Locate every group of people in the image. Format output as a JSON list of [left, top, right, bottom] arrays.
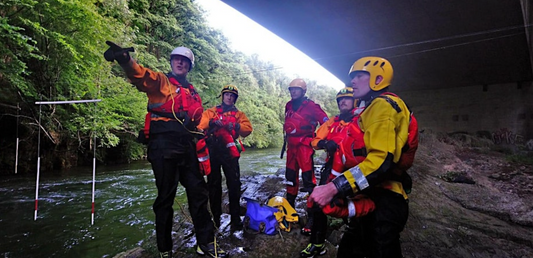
[[104, 41, 415, 258]]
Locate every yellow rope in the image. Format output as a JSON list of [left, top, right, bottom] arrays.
[[169, 83, 204, 137], [174, 198, 193, 224]]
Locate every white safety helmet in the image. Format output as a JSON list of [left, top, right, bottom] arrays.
[[170, 46, 195, 71]]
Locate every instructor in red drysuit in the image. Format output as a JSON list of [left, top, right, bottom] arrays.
[[283, 78, 328, 235]]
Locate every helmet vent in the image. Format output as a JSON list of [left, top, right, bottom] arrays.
[[373, 60, 379, 66], [364, 60, 371, 66]]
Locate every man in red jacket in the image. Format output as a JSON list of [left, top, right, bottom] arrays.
[[283, 78, 329, 235]]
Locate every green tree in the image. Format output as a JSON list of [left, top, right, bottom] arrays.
[[0, 0, 338, 174]]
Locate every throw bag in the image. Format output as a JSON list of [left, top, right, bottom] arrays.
[[243, 198, 279, 235]]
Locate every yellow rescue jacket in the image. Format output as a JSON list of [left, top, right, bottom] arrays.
[[334, 94, 411, 199]]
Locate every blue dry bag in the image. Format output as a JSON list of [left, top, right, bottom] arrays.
[[243, 197, 279, 235]]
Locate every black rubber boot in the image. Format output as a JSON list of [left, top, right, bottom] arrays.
[[301, 211, 314, 236]]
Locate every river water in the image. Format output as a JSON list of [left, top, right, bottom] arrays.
[[0, 148, 285, 258]]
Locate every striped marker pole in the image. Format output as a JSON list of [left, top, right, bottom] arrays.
[[1, 102, 22, 174], [34, 102, 42, 220], [34, 99, 101, 222], [15, 103, 20, 174], [91, 101, 98, 225], [34, 157, 40, 220], [91, 156, 96, 225]]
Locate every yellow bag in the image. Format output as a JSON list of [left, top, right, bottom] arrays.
[[267, 196, 299, 232]]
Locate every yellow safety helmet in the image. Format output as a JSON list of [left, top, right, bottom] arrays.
[[348, 56, 393, 91], [336, 87, 354, 102], [221, 84, 239, 103], [221, 84, 239, 96], [288, 78, 307, 92], [267, 196, 299, 232]]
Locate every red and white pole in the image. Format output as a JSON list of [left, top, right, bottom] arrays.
[[91, 156, 96, 225], [15, 103, 20, 174], [34, 157, 40, 220], [34, 99, 101, 222], [91, 101, 98, 225], [34, 102, 42, 220]]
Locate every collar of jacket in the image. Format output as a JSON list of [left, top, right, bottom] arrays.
[[218, 103, 238, 113], [290, 96, 308, 111], [167, 72, 190, 88], [339, 109, 356, 122]]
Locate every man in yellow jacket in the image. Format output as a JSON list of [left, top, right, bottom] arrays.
[[198, 85, 253, 231], [309, 56, 412, 258]]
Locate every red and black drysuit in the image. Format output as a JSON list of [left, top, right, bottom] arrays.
[[122, 60, 214, 253], [283, 97, 328, 206], [198, 104, 253, 228]]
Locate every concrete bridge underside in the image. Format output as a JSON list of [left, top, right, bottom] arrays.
[[222, 0, 533, 140]]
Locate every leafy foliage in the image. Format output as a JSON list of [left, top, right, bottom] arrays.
[[0, 0, 338, 172]]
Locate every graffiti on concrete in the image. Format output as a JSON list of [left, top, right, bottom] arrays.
[[491, 128, 523, 145]]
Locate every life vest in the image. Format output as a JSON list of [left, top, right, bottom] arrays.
[[216, 106, 238, 138], [326, 93, 418, 194], [212, 106, 240, 158], [325, 110, 367, 182], [138, 77, 210, 175], [141, 77, 204, 139], [284, 100, 317, 137]]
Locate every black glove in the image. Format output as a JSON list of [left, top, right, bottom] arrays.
[[325, 140, 339, 153], [317, 140, 327, 149], [103, 41, 134, 65], [209, 119, 223, 128], [227, 122, 240, 132]]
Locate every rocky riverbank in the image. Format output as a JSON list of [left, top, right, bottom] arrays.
[[115, 132, 533, 258]]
